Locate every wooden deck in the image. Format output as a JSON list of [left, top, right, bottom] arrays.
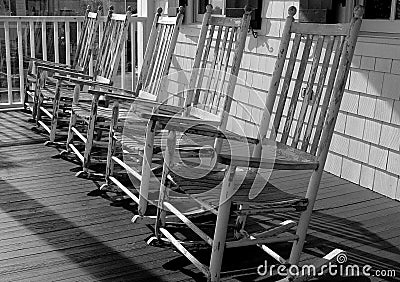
[[0, 111, 399, 282]]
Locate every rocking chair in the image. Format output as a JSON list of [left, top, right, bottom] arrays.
[[25, 5, 101, 139], [143, 5, 364, 282], [95, 4, 252, 221]]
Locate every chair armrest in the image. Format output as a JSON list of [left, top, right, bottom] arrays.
[[25, 56, 71, 69], [53, 74, 111, 87], [37, 66, 88, 78], [88, 88, 137, 99], [140, 112, 220, 127]]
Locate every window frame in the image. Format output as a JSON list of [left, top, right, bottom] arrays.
[[194, 0, 263, 31], [356, 0, 400, 36]]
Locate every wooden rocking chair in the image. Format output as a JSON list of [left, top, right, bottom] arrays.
[[24, 6, 101, 134], [95, 5, 252, 220], [66, 6, 185, 179], [54, 7, 133, 165], [142, 5, 364, 282]]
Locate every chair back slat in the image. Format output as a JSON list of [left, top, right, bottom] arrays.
[[93, 7, 132, 83], [292, 35, 325, 148], [184, 5, 252, 140], [208, 26, 233, 113], [136, 8, 184, 98], [151, 24, 174, 94], [143, 23, 165, 93], [280, 34, 313, 144], [301, 35, 335, 151], [272, 33, 301, 136], [73, 6, 101, 72], [212, 26, 236, 114], [257, 6, 363, 160], [190, 25, 215, 106], [310, 35, 345, 155]]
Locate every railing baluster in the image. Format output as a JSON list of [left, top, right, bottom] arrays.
[[0, 16, 147, 110], [65, 21, 70, 65], [29, 21, 35, 72], [121, 40, 126, 90], [17, 21, 24, 104], [54, 22, 59, 63], [41, 20, 47, 61], [4, 21, 13, 105], [131, 21, 136, 90], [77, 20, 81, 43], [137, 20, 145, 76]]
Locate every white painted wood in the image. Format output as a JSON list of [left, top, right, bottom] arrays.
[[121, 40, 126, 89], [136, 19, 146, 80], [77, 20, 81, 43], [160, 228, 210, 277], [17, 21, 24, 104], [65, 22, 70, 65], [4, 21, 12, 104], [29, 21, 35, 60], [131, 21, 136, 90], [53, 22, 59, 63], [41, 20, 47, 61]]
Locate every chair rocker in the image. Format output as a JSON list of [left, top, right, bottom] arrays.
[[144, 5, 364, 282], [24, 5, 101, 139]]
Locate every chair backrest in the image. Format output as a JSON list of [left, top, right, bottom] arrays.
[[183, 5, 252, 127], [254, 5, 363, 162], [136, 7, 185, 100], [73, 5, 102, 72], [92, 6, 132, 85], [180, 5, 252, 153]]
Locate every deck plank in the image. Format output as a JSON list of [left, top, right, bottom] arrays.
[[0, 111, 399, 282]]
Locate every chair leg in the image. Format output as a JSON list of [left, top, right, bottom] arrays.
[[31, 76, 40, 121], [62, 110, 77, 156], [289, 169, 323, 266], [209, 165, 237, 282], [48, 79, 62, 143], [234, 203, 249, 239], [154, 130, 176, 239], [100, 103, 119, 191], [78, 96, 99, 177], [138, 119, 156, 216]]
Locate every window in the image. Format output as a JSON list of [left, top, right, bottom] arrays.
[[362, 0, 400, 20], [196, 0, 262, 30]]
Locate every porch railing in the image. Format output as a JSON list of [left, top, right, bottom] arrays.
[[0, 15, 147, 110]]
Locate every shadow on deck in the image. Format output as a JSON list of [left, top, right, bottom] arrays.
[[0, 111, 399, 282]]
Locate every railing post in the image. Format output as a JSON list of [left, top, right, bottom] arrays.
[[137, 0, 155, 75]]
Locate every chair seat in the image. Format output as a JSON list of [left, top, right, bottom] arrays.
[[72, 103, 130, 120], [114, 104, 201, 154], [170, 165, 307, 209], [41, 85, 93, 102]]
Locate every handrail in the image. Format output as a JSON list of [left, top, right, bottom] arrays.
[[0, 15, 147, 22], [0, 15, 147, 110]]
